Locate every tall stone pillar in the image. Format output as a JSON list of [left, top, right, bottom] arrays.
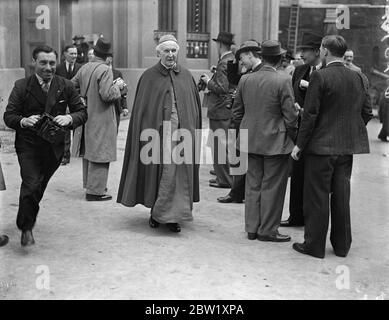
[[0, 0, 25, 129], [209, 0, 221, 67], [176, 0, 188, 68]]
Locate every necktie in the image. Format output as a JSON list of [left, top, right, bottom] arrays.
[[68, 64, 73, 78], [42, 81, 50, 94]]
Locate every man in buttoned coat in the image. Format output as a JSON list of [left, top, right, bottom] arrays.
[[200, 32, 236, 189], [72, 38, 125, 201], [3, 45, 87, 246], [234, 40, 299, 242]]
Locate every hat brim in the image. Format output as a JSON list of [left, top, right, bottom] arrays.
[[235, 46, 261, 59], [93, 47, 113, 55], [212, 38, 235, 45]]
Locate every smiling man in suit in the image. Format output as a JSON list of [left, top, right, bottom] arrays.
[[4, 45, 87, 246], [291, 35, 373, 259], [281, 33, 323, 228], [56, 45, 83, 166]]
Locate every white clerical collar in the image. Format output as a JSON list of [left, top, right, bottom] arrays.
[[160, 61, 176, 70], [220, 51, 232, 60]]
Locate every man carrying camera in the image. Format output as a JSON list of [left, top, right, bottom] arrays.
[[3, 45, 87, 247]]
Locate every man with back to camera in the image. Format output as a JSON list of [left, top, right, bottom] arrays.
[[3, 45, 87, 246], [292, 35, 373, 259]]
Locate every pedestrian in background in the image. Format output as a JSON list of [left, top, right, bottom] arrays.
[[72, 38, 125, 202]]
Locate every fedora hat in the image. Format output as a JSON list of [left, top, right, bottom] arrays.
[[261, 40, 286, 56], [298, 32, 322, 50], [72, 35, 85, 41], [235, 40, 261, 60], [213, 31, 235, 45], [93, 37, 113, 55]]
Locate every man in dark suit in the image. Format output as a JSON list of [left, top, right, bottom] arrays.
[[218, 40, 263, 204], [56, 45, 82, 165], [106, 54, 129, 131], [235, 40, 298, 242], [292, 35, 373, 259], [281, 33, 323, 227], [3, 45, 87, 246], [200, 32, 236, 189]]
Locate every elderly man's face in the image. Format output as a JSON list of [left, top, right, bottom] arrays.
[[239, 52, 253, 71], [159, 44, 178, 68]]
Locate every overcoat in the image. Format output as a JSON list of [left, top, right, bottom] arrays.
[[117, 62, 202, 208], [71, 59, 122, 162]]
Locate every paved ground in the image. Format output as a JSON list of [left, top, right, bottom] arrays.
[[0, 115, 388, 300]]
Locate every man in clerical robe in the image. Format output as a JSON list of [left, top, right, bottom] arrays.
[[117, 35, 202, 233]]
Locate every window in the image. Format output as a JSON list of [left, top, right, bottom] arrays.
[[220, 0, 231, 32]]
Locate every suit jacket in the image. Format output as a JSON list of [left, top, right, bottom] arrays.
[[234, 65, 298, 155], [206, 51, 236, 120], [3, 75, 87, 160], [112, 68, 128, 116], [297, 62, 373, 155], [292, 64, 311, 108], [56, 62, 82, 80]]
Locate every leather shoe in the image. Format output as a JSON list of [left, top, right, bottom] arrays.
[[61, 159, 70, 166], [247, 233, 257, 241], [209, 182, 230, 189], [378, 136, 388, 142], [21, 230, 35, 247], [210, 170, 216, 176], [0, 235, 9, 247], [86, 194, 113, 201], [293, 242, 324, 259], [258, 233, 291, 243], [167, 223, 181, 233], [217, 195, 243, 204], [280, 219, 304, 227], [149, 217, 160, 229], [209, 179, 217, 184]]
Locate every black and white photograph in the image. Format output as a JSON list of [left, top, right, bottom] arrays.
[[0, 0, 388, 304]]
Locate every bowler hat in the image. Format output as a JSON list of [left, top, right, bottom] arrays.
[[72, 35, 85, 41], [213, 31, 235, 45], [235, 40, 261, 60], [298, 32, 322, 50], [261, 40, 286, 56], [94, 38, 113, 55]]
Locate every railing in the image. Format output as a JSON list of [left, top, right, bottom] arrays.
[[186, 32, 210, 58]]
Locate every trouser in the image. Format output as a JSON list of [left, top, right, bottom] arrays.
[[63, 130, 71, 161], [16, 144, 61, 231], [82, 159, 110, 195], [288, 155, 305, 224], [245, 154, 290, 236], [303, 154, 353, 257], [209, 119, 233, 187], [229, 174, 245, 201]]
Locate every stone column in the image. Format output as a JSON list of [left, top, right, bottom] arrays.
[[176, 0, 188, 68], [0, 0, 25, 129], [209, 0, 220, 68]]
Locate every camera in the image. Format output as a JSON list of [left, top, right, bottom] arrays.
[[197, 76, 207, 92]]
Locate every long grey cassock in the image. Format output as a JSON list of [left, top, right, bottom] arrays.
[[152, 77, 193, 224]]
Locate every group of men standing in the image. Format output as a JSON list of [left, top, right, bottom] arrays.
[[198, 31, 372, 259], [2, 31, 373, 260]]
